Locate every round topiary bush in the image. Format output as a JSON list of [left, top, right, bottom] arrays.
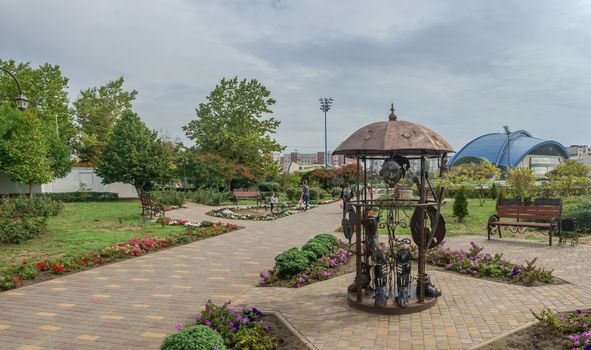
[[302, 241, 331, 259], [313, 233, 338, 248], [274, 248, 310, 277], [160, 325, 226, 350]]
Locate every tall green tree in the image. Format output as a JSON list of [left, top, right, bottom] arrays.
[[96, 110, 175, 193], [183, 77, 284, 184], [1, 111, 53, 196], [0, 59, 75, 144], [74, 77, 137, 164]]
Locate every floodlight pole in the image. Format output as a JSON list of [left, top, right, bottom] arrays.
[[319, 97, 334, 168]]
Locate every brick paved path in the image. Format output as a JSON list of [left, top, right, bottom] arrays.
[[1, 202, 590, 349]]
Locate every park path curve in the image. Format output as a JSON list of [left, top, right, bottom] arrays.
[[0, 203, 342, 350]]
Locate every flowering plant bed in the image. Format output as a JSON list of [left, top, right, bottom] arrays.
[[162, 300, 302, 350], [206, 205, 315, 221], [0, 221, 240, 290], [426, 241, 557, 286], [258, 234, 353, 288], [480, 308, 591, 350]]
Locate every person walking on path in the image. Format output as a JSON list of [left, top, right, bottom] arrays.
[[301, 180, 310, 211], [269, 192, 278, 215]]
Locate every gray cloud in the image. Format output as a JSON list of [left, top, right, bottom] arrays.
[[1, 0, 590, 153]]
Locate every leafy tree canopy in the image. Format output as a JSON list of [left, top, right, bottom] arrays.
[[74, 77, 137, 164], [95, 110, 175, 193], [0, 109, 54, 195], [183, 77, 284, 183], [0, 58, 75, 144]]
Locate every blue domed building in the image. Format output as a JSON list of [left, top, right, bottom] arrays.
[[449, 130, 569, 177]]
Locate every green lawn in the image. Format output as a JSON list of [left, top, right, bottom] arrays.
[[0, 201, 185, 271], [376, 198, 496, 238]]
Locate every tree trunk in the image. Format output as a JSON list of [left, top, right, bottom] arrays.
[[29, 182, 33, 198]]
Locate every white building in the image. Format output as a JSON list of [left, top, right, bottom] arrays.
[[0, 167, 138, 198]]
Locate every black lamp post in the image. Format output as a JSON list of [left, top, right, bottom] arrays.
[[0, 66, 29, 111], [503, 125, 511, 170], [319, 97, 334, 168]]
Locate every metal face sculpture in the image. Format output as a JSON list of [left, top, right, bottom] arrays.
[[379, 156, 410, 187]]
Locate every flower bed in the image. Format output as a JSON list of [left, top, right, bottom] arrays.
[[0, 221, 239, 290], [206, 205, 310, 221], [426, 241, 554, 286], [162, 300, 277, 350], [534, 308, 591, 349], [258, 234, 353, 288]]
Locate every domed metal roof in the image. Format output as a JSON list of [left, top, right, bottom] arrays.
[[448, 130, 569, 169], [333, 105, 454, 157]]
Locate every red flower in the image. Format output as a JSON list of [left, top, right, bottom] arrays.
[[81, 260, 89, 265], [22, 261, 27, 266]]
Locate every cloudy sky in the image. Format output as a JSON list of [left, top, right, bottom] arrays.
[[1, 0, 590, 153]]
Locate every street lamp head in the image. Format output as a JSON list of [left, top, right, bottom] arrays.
[[14, 94, 29, 111]]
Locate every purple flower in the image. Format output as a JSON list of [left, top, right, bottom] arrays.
[[175, 324, 182, 331]]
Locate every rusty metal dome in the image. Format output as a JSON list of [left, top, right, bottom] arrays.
[[333, 104, 454, 157]]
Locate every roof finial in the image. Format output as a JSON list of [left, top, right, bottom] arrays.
[[388, 103, 397, 121]]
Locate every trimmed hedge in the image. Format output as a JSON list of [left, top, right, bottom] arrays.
[[37, 192, 119, 202]]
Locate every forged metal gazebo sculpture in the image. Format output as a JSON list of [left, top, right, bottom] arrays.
[[334, 104, 454, 314]]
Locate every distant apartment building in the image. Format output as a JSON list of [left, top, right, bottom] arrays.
[[277, 150, 352, 173]]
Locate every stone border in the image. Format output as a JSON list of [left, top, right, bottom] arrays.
[[468, 320, 539, 350], [267, 311, 318, 349]]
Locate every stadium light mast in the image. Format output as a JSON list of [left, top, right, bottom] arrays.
[[503, 125, 511, 170], [319, 97, 334, 168]]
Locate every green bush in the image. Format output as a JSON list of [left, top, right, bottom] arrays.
[[284, 187, 300, 201], [309, 187, 321, 201], [233, 325, 276, 350], [160, 325, 226, 350], [258, 182, 280, 192], [564, 196, 591, 232], [0, 216, 47, 244], [150, 190, 185, 207], [301, 241, 331, 259], [37, 192, 118, 202], [0, 196, 62, 244], [453, 188, 469, 222], [186, 189, 231, 205], [200, 220, 213, 227], [314, 233, 338, 246], [274, 248, 310, 277]]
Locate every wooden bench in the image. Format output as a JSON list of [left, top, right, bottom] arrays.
[[140, 192, 164, 219], [231, 189, 261, 205], [487, 198, 562, 246]]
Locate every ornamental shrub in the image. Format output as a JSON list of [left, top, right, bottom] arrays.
[[274, 248, 310, 277], [302, 241, 331, 259], [258, 182, 280, 193], [151, 190, 186, 207], [313, 233, 338, 248], [160, 325, 226, 350], [453, 187, 469, 223], [186, 189, 231, 205], [0, 196, 59, 244], [37, 192, 118, 202], [233, 325, 276, 350], [200, 220, 213, 227]]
